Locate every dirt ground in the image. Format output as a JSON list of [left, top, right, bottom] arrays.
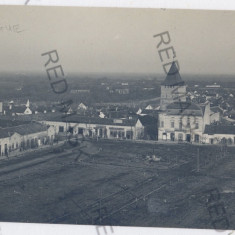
[[0, 139, 234, 230]]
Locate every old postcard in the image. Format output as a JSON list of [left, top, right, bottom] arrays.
[[0, 5, 234, 233]]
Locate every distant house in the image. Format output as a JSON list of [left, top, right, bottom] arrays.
[[77, 103, 88, 110], [210, 106, 223, 123], [206, 92, 217, 100], [138, 115, 158, 140], [136, 108, 142, 115], [145, 104, 160, 110], [34, 106, 50, 114], [4, 100, 32, 116], [145, 105, 153, 110], [99, 112, 105, 118], [121, 82, 128, 86], [70, 89, 90, 94], [14, 106, 32, 115], [115, 88, 129, 95], [206, 83, 221, 88], [203, 125, 235, 145], [111, 85, 130, 95]]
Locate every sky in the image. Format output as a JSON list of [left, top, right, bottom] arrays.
[[0, 6, 235, 77]]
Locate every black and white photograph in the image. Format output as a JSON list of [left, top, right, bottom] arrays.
[[0, 5, 234, 231]]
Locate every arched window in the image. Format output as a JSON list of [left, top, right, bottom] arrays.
[[221, 137, 227, 145], [227, 138, 233, 145]]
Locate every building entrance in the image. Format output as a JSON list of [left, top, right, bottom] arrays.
[[186, 134, 191, 142]]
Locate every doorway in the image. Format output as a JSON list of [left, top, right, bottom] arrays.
[[186, 134, 191, 142]]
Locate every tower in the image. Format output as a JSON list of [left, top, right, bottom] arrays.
[[160, 61, 186, 110], [26, 99, 30, 108]]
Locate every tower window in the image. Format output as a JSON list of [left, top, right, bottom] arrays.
[[187, 118, 190, 128]]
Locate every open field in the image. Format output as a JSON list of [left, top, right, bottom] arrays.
[[0, 139, 234, 229]]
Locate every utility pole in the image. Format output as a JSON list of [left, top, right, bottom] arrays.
[[99, 189, 102, 224], [197, 148, 200, 172]]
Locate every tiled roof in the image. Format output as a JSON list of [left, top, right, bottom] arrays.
[[12, 106, 27, 113], [138, 115, 157, 126], [141, 109, 160, 117], [161, 62, 185, 86], [204, 125, 235, 135], [211, 106, 223, 114], [166, 102, 203, 116], [46, 114, 138, 127], [0, 122, 48, 138], [0, 129, 13, 138], [167, 102, 201, 111], [0, 119, 30, 128]]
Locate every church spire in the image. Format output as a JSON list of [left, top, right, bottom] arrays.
[[161, 61, 184, 87], [26, 99, 30, 108]]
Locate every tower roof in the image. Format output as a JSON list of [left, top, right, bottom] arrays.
[[161, 61, 185, 86]]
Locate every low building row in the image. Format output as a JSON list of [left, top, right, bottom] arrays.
[[0, 122, 55, 156], [40, 114, 158, 141]]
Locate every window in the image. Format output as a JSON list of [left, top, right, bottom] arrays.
[[187, 118, 190, 128], [195, 123, 199, 129], [195, 134, 199, 143], [161, 121, 164, 127], [163, 133, 167, 140], [88, 130, 92, 137], [68, 127, 73, 134], [59, 126, 64, 132], [179, 120, 182, 130], [113, 131, 117, 137], [171, 121, 174, 128], [126, 131, 133, 139]]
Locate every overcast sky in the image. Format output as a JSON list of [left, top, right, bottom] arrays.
[[0, 6, 235, 77]]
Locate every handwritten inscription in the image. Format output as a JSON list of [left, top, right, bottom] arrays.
[[0, 25, 24, 33]]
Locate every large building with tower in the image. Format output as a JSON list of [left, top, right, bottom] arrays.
[[158, 62, 211, 143], [160, 62, 187, 110]]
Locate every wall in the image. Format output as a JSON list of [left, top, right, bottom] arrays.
[[203, 133, 235, 145], [0, 137, 10, 156], [42, 120, 144, 140]]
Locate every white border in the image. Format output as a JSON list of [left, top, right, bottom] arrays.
[[0, 0, 234, 235], [0, 0, 233, 10]]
